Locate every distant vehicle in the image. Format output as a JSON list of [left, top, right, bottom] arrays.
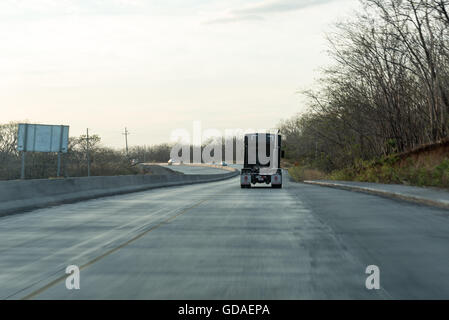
[[240, 133, 283, 189], [167, 159, 174, 165], [220, 161, 228, 166]]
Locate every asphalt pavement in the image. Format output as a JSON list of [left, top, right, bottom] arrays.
[[162, 165, 230, 175], [1, 171, 449, 299]]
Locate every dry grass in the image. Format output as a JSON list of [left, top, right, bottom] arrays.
[[289, 166, 327, 182], [328, 145, 449, 188], [289, 140, 449, 187]]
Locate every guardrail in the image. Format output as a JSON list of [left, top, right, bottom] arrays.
[[0, 170, 239, 217]]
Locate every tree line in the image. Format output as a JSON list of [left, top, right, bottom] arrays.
[[0, 122, 172, 180], [0, 122, 242, 180], [279, 0, 449, 172]]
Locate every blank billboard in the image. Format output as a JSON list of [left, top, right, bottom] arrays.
[[17, 124, 69, 153]]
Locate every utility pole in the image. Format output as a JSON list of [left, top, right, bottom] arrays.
[[86, 128, 91, 177], [123, 127, 130, 157]]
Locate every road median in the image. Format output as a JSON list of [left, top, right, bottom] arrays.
[[0, 168, 239, 217]]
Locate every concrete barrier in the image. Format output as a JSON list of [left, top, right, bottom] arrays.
[[0, 170, 239, 217], [150, 162, 238, 173]]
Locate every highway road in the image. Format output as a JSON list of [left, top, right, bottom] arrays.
[[1, 170, 449, 299], [162, 164, 230, 175]]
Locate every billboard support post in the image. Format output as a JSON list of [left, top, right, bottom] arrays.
[[20, 124, 28, 180], [57, 125, 64, 177], [21, 151, 26, 180], [57, 152, 62, 177]]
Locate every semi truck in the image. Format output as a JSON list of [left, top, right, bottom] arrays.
[[240, 133, 283, 189]]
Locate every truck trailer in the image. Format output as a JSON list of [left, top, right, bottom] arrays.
[[240, 133, 283, 189]]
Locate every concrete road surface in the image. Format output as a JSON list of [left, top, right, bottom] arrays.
[[1, 173, 449, 299], [162, 165, 230, 175]]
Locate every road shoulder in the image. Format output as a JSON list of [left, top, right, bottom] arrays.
[[303, 180, 449, 210]]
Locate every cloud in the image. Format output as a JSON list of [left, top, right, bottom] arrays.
[[234, 0, 336, 14], [0, 0, 145, 17], [204, 14, 264, 25], [205, 0, 337, 25]]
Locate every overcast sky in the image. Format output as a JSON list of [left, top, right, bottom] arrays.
[[0, 0, 358, 148]]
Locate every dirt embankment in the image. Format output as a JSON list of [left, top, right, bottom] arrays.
[[395, 138, 449, 169], [327, 139, 449, 187], [289, 139, 449, 187]]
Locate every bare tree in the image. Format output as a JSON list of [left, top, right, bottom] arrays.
[[280, 0, 449, 172]]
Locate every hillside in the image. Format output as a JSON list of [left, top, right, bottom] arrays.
[[289, 139, 449, 188]]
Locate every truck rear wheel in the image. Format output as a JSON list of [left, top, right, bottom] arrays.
[[272, 184, 282, 189]]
